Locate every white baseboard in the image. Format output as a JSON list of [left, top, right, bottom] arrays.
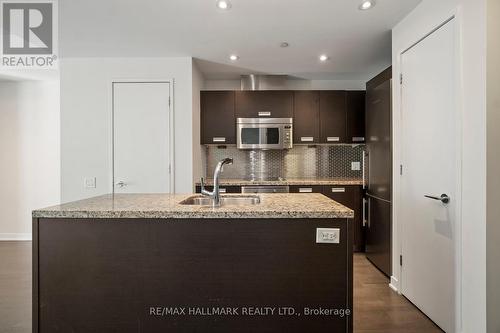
[[0, 233, 32, 241], [389, 275, 400, 293]]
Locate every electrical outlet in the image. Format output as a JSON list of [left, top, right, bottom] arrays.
[[316, 228, 340, 244], [84, 177, 96, 188], [351, 161, 361, 171]]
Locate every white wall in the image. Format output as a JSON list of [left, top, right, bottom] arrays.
[[192, 62, 205, 185], [0, 80, 61, 239], [204, 79, 367, 91], [60, 57, 197, 202], [486, 0, 500, 331], [392, 1, 487, 332]]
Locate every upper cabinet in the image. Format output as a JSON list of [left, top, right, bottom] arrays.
[[235, 91, 293, 118], [293, 91, 320, 144], [319, 91, 347, 143], [200, 90, 366, 146], [346, 91, 366, 143], [201, 91, 236, 144]]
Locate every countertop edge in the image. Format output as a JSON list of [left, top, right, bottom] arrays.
[[32, 211, 354, 219]]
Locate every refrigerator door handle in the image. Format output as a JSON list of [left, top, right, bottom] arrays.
[[362, 198, 367, 227], [367, 197, 371, 228], [362, 150, 367, 189]]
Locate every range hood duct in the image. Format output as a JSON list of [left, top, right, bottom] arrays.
[[240, 75, 288, 90]]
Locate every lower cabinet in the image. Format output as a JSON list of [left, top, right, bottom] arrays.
[[194, 184, 364, 252], [289, 185, 323, 193], [195, 185, 242, 193], [322, 185, 364, 252]]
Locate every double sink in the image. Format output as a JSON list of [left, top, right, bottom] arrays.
[[180, 195, 261, 206]]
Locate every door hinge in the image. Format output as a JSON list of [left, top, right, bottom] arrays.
[[400, 255, 403, 266], [400, 164, 403, 175], [168, 96, 171, 107], [400, 73, 403, 85]]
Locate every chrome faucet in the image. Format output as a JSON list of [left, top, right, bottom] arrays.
[[200, 157, 233, 206]]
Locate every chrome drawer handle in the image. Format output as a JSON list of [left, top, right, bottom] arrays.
[[299, 188, 313, 193], [331, 187, 345, 193], [258, 111, 271, 117], [300, 137, 314, 142], [352, 137, 365, 142], [212, 137, 226, 143], [327, 137, 340, 142]]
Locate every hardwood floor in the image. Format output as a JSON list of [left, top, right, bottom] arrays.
[[353, 253, 443, 332], [0, 242, 441, 333], [0, 241, 31, 333]]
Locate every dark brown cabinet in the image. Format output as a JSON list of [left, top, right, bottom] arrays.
[[235, 91, 293, 118], [289, 185, 323, 193], [200, 90, 366, 146], [201, 91, 235, 144], [195, 185, 241, 193], [346, 91, 366, 143], [319, 91, 347, 143], [322, 185, 364, 252], [293, 91, 320, 144]]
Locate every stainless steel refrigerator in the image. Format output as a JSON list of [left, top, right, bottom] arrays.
[[364, 67, 392, 277]]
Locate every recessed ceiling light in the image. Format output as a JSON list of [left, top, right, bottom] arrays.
[[216, 0, 231, 10], [319, 54, 329, 62], [280, 42, 289, 48], [359, 0, 375, 10], [229, 54, 239, 61]]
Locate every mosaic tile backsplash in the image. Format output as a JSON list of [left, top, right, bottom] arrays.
[[204, 145, 365, 180]]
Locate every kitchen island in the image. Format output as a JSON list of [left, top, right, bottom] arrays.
[[32, 193, 354, 333]]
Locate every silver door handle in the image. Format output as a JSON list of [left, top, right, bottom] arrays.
[[115, 181, 126, 188], [424, 194, 450, 204]]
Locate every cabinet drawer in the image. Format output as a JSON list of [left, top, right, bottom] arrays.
[[289, 185, 323, 193], [195, 185, 241, 193]]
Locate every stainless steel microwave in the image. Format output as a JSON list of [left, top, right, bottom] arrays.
[[236, 118, 293, 149]]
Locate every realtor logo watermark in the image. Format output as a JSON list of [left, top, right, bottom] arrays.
[[1, 0, 57, 68]]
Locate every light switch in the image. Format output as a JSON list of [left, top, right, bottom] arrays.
[[316, 228, 340, 244], [351, 161, 361, 171], [84, 177, 96, 188]]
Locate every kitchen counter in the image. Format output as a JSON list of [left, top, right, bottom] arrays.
[[195, 178, 363, 186], [33, 193, 354, 219], [33, 193, 354, 332]]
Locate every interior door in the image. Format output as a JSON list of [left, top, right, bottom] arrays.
[[400, 19, 457, 332], [113, 82, 171, 193]]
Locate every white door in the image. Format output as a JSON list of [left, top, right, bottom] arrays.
[[113, 82, 172, 193], [400, 19, 457, 332]]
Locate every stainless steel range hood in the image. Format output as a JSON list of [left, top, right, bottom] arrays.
[[240, 75, 288, 90]]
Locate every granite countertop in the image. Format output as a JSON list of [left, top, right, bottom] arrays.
[[32, 193, 354, 219], [196, 178, 363, 186]]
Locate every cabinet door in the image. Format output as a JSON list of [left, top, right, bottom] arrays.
[[322, 185, 364, 252], [319, 91, 347, 143], [346, 91, 366, 143], [201, 91, 235, 144], [235, 91, 293, 118], [289, 185, 323, 193], [293, 91, 320, 143]]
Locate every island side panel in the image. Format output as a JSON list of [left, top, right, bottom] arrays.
[[36, 218, 353, 333], [32, 218, 39, 333]]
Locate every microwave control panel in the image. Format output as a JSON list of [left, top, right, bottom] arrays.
[[283, 125, 293, 149]]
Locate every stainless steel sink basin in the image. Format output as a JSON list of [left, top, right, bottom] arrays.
[[179, 195, 261, 206]]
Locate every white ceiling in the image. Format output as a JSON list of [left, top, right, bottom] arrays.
[[59, 0, 421, 80]]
